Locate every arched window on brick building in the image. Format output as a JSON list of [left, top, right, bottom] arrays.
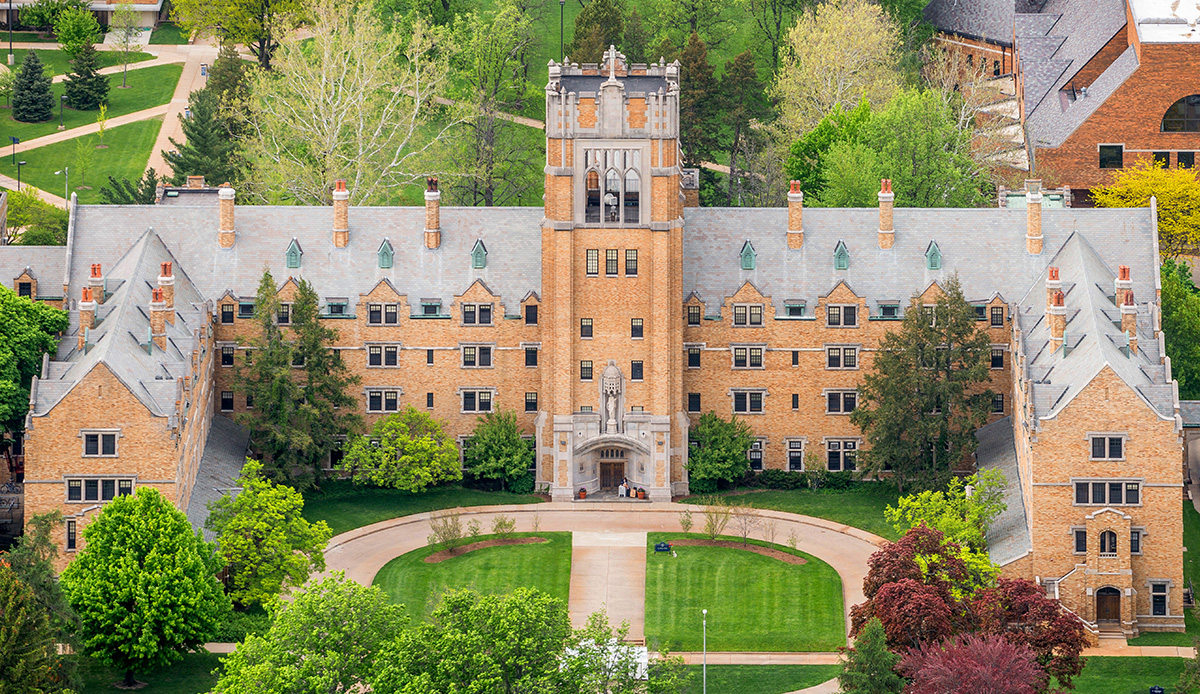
[[1162, 95, 1200, 132]]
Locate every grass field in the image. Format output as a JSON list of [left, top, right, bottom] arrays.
[[1068, 656, 1187, 694], [1128, 499, 1200, 646], [0, 118, 162, 203], [681, 665, 840, 694], [302, 481, 543, 536], [688, 484, 903, 540], [149, 23, 189, 45], [645, 533, 845, 652], [372, 531, 572, 618], [81, 652, 223, 693], [0, 32, 58, 43], [17, 48, 155, 76], [0, 63, 182, 144]]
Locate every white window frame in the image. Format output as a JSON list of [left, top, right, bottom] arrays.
[[459, 388, 496, 413], [826, 304, 859, 328], [824, 439, 859, 471], [1088, 433, 1127, 461], [732, 303, 764, 327], [461, 302, 494, 326], [365, 388, 403, 413], [460, 343, 495, 369], [81, 429, 120, 458], [731, 388, 766, 414], [785, 438, 806, 471], [825, 345, 859, 370], [66, 476, 134, 503], [731, 345, 765, 369], [1071, 478, 1143, 507]]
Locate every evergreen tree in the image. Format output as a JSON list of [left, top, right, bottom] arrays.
[[566, 0, 625, 62], [206, 41, 250, 134], [63, 42, 109, 110], [623, 10, 650, 63], [838, 617, 903, 694], [165, 89, 240, 186], [721, 50, 769, 205], [99, 167, 161, 205], [0, 560, 69, 693], [12, 51, 54, 122], [677, 33, 720, 168]]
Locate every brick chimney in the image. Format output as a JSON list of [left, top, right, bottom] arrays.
[[1045, 266, 1060, 309], [186, 175, 205, 189], [878, 179, 894, 249], [332, 179, 350, 248], [1026, 179, 1043, 254], [424, 177, 441, 250], [1048, 289, 1066, 352], [78, 287, 96, 351], [218, 184, 236, 248], [88, 263, 105, 304], [787, 181, 804, 249], [1122, 291, 1138, 354], [149, 287, 168, 350], [1114, 265, 1132, 306], [158, 261, 175, 325]]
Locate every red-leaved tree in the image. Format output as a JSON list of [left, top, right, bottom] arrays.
[[871, 579, 955, 648], [900, 634, 1042, 694], [971, 578, 1088, 691]]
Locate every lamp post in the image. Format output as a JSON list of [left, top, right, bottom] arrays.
[[16, 159, 25, 190], [702, 609, 707, 694], [9, 135, 16, 165], [559, 0, 565, 62], [55, 167, 67, 201], [58, 95, 65, 130]]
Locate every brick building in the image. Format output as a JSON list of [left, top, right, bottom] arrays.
[[925, 0, 1200, 202], [0, 49, 1184, 635]]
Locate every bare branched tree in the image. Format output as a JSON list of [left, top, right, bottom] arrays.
[[701, 497, 732, 540], [428, 510, 465, 553], [730, 504, 760, 546], [762, 519, 778, 546]]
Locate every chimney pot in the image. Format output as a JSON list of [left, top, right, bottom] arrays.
[[1045, 266, 1061, 307], [218, 184, 236, 248], [425, 177, 442, 250], [1114, 264, 1133, 306], [1026, 179, 1043, 254], [158, 261, 175, 324], [878, 178, 895, 249], [88, 264, 105, 303], [78, 287, 96, 350], [787, 181, 804, 249], [90, 263, 102, 279], [332, 179, 350, 248]]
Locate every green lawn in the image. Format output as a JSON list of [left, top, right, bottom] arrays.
[[372, 531, 572, 618], [645, 533, 845, 653], [1128, 499, 1200, 646], [0, 63, 182, 144], [0, 32, 58, 43], [687, 484, 903, 540], [81, 652, 223, 693], [1068, 656, 1187, 694], [302, 481, 543, 536], [0, 117, 162, 203], [24, 48, 155, 76], [149, 22, 189, 45], [681, 665, 840, 694]]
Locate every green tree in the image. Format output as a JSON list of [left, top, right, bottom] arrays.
[[206, 40, 250, 133], [1092, 159, 1200, 258], [678, 32, 720, 168], [648, 0, 729, 48], [721, 49, 769, 205], [111, 1, 141, 88], [60, 488, 229, 688], [623, 10, 650, 63], [212, 573, 406, 694], [5, 187, 69, 244], [838, 617, 903, 694], [165, 88, 241, 186], [851, 275, 994, 493], [235, 270, 361, 487], [340, 406, 461, 492], [685, 411, 754, 493], [99, 167, 161, 205], [0, 560, 69, 693], [566, 0, 625, 63], [562, 610, 694, 694], [738, 0, 808, 70], [171, 0, 304, 69], [0, 65, 14, 107], [878, 0, 932, 26], [205, 459, 332, 609], [463, 409, 535, 492], [19, 0, 90, 32], [12, 51, 54, 123], [72, 136, 95, 189], [885, 470, 1006, 551], [0, 284, 68, 432], [52, 6, 98, 58], [1161, 259, 1200, 399], [784, 97, 871, 199]]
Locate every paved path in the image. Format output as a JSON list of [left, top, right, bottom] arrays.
[[49, 52, 186, 84], [569, 530, 646, 639], [144, 43, 218, 175], [12, 104, 168, 154]]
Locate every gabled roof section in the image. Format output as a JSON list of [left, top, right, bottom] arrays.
[[923, 0, 1016, 45]]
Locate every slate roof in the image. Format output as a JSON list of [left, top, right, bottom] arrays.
[[185, 415, 249, 541], [923, 0, 1016, 44], [560, 75, 670, 95], [976, 416, 1032, 566], [1180, 401, 1200, 428], [0, 245, 67, 296]]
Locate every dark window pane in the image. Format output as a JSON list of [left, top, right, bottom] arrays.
[[427, 349, 434, 364], [1153, 594, 1167, 616], [369, 347, 382, 366], [844, 306, 857, 326], [385, 305, 398, 323], [1109, 437, 1122, 459], [688, 348, 700, 368], [84, 434, 98, 456], [369, 391, 382, 411], [828, 392, 839, 412], [84, 479, 98, 501], [1109, 482, 1123, 504], [463, 305, 476, 324], [1154, 151, 1170, 168], [385, 347, 397, 366], [1131, 531, 1141, 554], [1180, 151, 1195, 169], [479, 305, 492, 324], [221, 304, 234, 323], [1075, 482, 1089, 504], [687, 393, 700, 412], [463, 391, 476, 411], [991, 307, 1004, 326], [734, 392, 747, 412], [525, 392, 538, 412], [66, 521, 76, 549], [101, 479, 115, 501], [1092, 437, 1107, 459], [1092, 482, 1106, 504], [68, 480, 81, 501], [118, 479, 131, 496], [101, 434, 116, 456], [687, 306, 701, 325], [827, 305, 840, 326], [1126, 483, 1139, 504], [631, 361, 643, 380], [427, 392, 434, 408], [526, 348, 538, 367], [1099, 144, 1124, 169], [1075, 529, 1087, 553], [369, 304, 382, 323], [479, 347, 491, 367], [750, 392, 762, 412]]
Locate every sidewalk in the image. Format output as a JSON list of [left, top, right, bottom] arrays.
[[144, 43, 217, 175], [11, 104, 168, 154]]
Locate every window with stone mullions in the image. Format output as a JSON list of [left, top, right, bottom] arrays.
[[462, 390, 493, 413], [733, 347, 763, 368], [277, 303, 291, 325], [1091, 435, 1123, 460], [747, 440, 764, 471], [83, 432, 117, 457], [221, 346, 234, 367], [462, 346, 492, 368], [1074, 480, 1140, 505], [826, 346, 857, 369], [733, 304, 763, 326], [827, 440, 857, 471], [463, 303, 492, 325], [826, 391, 857, 414], [733, 391, 763, 413], [67, 477, 131, 502], [827, 304, 858, 327], [787, 440, 804, 471]]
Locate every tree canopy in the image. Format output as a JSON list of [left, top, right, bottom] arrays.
[[0, 559, 69, 693], [12, 51, 55, 123], [340, 406, 462, 492], [1160, 259, 1200, 400], [1092, 159, 1200, 258], [837, 617, 903, 694], [463, 409, 535, 493], [0, 284, 68, 432], [784, 97, 871, 200], [171, 0, 303, 69], [885, 469, 1007, 552], [685, 411, 754, 493], [165, 88, 241, 186]]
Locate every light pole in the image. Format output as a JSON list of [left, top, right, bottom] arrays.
[[55, 167, 67, 200], [559, 0, 565, 62], [16, 159, 25, 190], [9, 135, 16, 165], [702, 609, 707, 694]]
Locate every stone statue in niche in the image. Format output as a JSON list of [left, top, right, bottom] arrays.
[[601, 360, 623, 434]]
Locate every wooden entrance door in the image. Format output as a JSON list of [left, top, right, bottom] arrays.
[[600, 462, 623, 488], [1096, 588, 1121, 622]]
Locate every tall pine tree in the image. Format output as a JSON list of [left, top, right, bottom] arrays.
[[206, 41, 249, 135], [566, 0, 625, 62], [99, 167, 161, 205], [63, 42, 109, 110], [677, 33, 720, 168], [721, 50, 769, 205], [165, 88, 240, 186], [12, 51, 54, 122], [838, 617, 904, 694]]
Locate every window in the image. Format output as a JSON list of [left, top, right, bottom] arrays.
[[67, 477, 132, 502], [991, 348, 1004, 369], [462, 303, 493, 325], [366, 389, 400, 412], [327, 301, 347, 317], [220, 391, 234, 411], [826, 391, 857, 414], [462, 390, 493, 413], [1074, 480, 1141, 505], [580, 318, 593, 338], [631, 318, 644, 339], [826, 346, 858, 369], [880, 304, 899, 319], [827, 440, 857, 471], [423, 302, 441, 316], [785, 303, 805, 317], [525, 304, 538, 325], [687, 393, 701, 412], [1099, 144, 1124, 169], [1131, 530, 1142, 554], [384, 346, 397, 366], [990, 306, 1004, 327], [426, 392, 434, 408], [245, 393, 254, 408], [733, 347, 763, 368], [1154, 151, 1170, 168], [221, 346, 234, 367], [993, 59, 1000, 76], [82, 432, 117, 457], [792, 393, 799, 410], [581, 360, 593, 381], [66, 520, 76, 550], [974, 305, 987, 321], [1180, 152, 1195, 169], [733, 391, 764, 413], [238, 302, 255, 318], [369, 346, 382, 366], [792, 351, 799, 366], [525, 392, 538, 412], [277, 304, 290, 325], [1091, 436, 1124, 460], [631, 360, 643, 381], [368, 304, 382, 324], [462, 345, 492, 368], [221, 304, 235, 324], [384, 391, 398, 411], [687, 305, 701, 325], [525, 347, 538, 367], [1074, 529, 1087, 553], [827, 304, 858, 327], [688, 348, 700, 368], [733, 304, 763, 326], [292, 352, 305, 367], [625, 249, 638, 276], [992, 393, 1005, 413], [586, 249, 599, 276], [606, 249, 619, 276], [1152, 583, 1169, 616], [1162, 94, 1200, 132], [787, 440, 804, 471], [1100, 530, 1117, 556], [426, 349, 434, 365], [747, 440, 763, 471]]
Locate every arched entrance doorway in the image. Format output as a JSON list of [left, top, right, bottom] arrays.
[[1096, 587, 1121, 623], [598, 448, 626, 488]]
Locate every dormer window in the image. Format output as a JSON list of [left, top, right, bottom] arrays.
[[925, 241, 942, 270], [740, 241, 756, 270], [834, 241, 849, 270], [471, 239, 487, 269], [286, 239, 303, 268], [378, 239, 394, 269], [422, 302, 441, 316]]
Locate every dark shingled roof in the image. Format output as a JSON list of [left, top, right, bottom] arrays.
[[560, 75, 670, 95], [186, 415, 249, 541], [977, 416, 1031, 567], [924, 0, 1017, 44]]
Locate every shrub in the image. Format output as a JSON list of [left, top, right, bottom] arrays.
[[427, 510, 465, 553], [688, 476, 717, 494], [678, 509, 694, 534], [491, 514, 516, 539], [507, 470, 535, 495], [210, 608, 272, 642], [701, 498, 731, 540]]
